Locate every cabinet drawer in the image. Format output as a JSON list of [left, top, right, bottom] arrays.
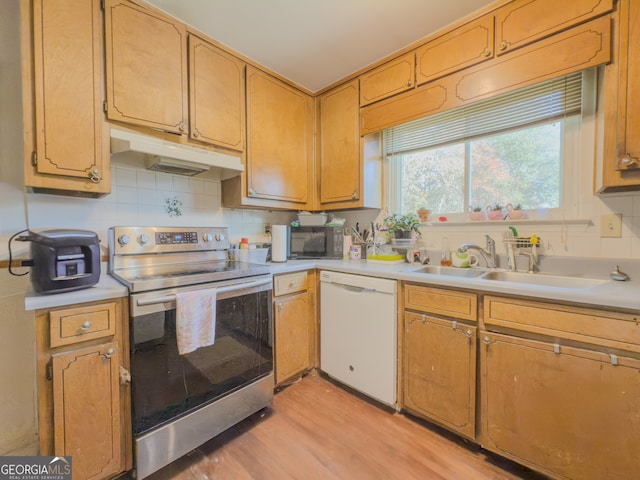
[[484, 296, 640, 353], [50, 302, 117, 347], [274, 272, 308, 296], [404, 284, 477, 322], [360, 53, 415, 106]]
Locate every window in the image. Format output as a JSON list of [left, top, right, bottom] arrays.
[[385, 71, 593, 220]]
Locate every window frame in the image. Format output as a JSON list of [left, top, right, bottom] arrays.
[[384, 69, 597, 223]]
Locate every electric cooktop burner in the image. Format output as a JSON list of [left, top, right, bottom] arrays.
[[108, 226, 270, 293]]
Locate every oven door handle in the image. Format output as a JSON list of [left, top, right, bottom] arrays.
[[136, 277, 273, 307]]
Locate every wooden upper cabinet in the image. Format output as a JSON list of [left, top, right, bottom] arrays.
[[189, 35, 245, 152], [246, 66, 313, 205], [416, 14, 494, 85], [29, 0, 108, 192], [495, 0, 614, 55], [318, 80, 361, 207], [104, 0, 188, 134], [599, 0, 640, 190], [360, 53, 415, 106]]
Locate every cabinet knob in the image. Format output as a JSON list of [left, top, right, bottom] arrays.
[[248, 187, 256, 197], [193, 131, 200, 138], [89, 168, 101, 183], [278, 302, 284, 311], [103, 348, 116, 359], [351, 192, 358, 200], [499, 41, 508, 51], [620, 154, 639, 168], [482, 336, 491, 345], [406, 80, 412, 87], [179, 122, 187, 132], [483, 48, 491, 57], [80, 321, 92, 331], [289, 281, 297, 288]]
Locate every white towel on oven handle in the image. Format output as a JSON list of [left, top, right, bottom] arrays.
[[176, 288, 217, 355]]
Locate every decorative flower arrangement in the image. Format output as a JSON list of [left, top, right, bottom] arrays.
[[383, 213, 422, 238], [165, 195, 183, 217]]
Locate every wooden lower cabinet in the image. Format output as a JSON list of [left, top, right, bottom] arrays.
[[274, 271, 316, 385], [403, 312, 477, 438], [480, 331, 640, 480], [36, 298, 131, 480], [401, 284, 477, 438], [51, 343, 122, 480]]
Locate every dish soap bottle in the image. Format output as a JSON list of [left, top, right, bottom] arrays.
[[440, 236, 452, 266]]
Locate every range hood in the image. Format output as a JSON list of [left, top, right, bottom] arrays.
[[110, 129, 244, 177]]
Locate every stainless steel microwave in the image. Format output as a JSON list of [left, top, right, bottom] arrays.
[[288, 226, 344, 259]]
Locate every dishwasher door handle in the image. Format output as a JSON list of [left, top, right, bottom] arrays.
[[331, 282, 376, 294]]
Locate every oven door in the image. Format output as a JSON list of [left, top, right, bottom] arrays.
[[129, 275, 273, 437]]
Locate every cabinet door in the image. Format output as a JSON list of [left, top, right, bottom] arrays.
[[403, 313, 476, 438], [274, 292, 311, 384], [495, 0, 614, 55], [105, 0, 188, 133], [480, 332, 640, 480], [246, 66, 313, 205], [360, 53, 415, 106], [598, 0, 640, 189], [318, 80, 361, 207], [52, 342, 122, 480], [189, 35, 245, 152], [31, 0, 107, 186], [416, 14, 494, 85]]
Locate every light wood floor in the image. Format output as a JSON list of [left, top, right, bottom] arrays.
[[147, 374, 546, 480]]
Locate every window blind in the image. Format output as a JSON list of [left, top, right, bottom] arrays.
[[384, 71, 583, 156]]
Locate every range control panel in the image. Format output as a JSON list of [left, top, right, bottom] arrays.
[[109, 226, 230, 255]]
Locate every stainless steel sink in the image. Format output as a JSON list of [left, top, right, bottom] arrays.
[[411, 265, 486, 278], [480, 270, 608, 289]]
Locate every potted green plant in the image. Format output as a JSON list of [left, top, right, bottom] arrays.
[[506, 203, 525, 220], [467, 205, 484, 221], [486, 203, 504, 221], [383, 213, 422, 239]]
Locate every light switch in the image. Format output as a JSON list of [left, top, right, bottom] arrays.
[[600, 214, 622, 238]]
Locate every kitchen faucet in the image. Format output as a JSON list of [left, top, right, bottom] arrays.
[[457, 234, 497, 269]]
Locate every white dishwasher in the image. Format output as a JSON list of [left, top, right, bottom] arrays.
[[320, 270, 397, 406]]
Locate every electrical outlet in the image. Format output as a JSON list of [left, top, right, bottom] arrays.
[[264, 223, 272, 235], [600, 214, 622, 238]]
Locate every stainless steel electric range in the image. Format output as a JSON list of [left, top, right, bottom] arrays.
[[109, 226, 273, 479]]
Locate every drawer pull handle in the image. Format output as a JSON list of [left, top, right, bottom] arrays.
[[610, 354, 618, 366], [103, 348, 116, 359], [289, 281, 297, 288], [553, 343, 561, 354], [452, 320, 457, 330], [80, 321, 92, 331]]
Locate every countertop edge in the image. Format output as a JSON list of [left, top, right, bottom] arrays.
[[25, 259, 640, 312]]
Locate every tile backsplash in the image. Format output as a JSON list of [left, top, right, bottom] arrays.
[[20, 163, 294, 253]]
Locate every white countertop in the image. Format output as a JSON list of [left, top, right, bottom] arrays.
[[25, 257, 640, 312]]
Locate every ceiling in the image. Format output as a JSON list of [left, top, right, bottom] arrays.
[[144, 0, 494, 93]]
